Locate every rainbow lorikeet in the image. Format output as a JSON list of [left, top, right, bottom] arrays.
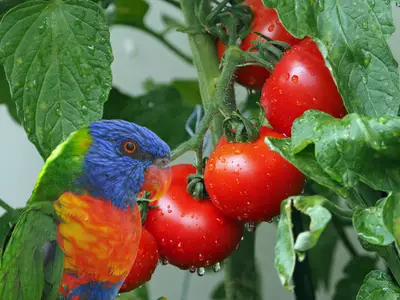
[[0, 120, 171, 300]]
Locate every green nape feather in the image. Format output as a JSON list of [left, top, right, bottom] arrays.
[[0, 128, 92, 300]]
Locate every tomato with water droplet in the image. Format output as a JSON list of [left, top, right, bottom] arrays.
[[261, 37, 347, 136], [216, 0, 301, 90], [205, 126, 305, 222], [119, 228, 159, 293], [144, 164, 243, 269]]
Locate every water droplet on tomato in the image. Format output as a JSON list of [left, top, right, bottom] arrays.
[[198, 253, 205, 261], [167, 209, 172, 213], [236, 178, 240, 184], [285, 73, 290, 80], [216, 217, 224, 225], [177, 242, 183, 250], [207, 163, 215, 171], [267, 24, 275, 32], [197, 267, 206, 276], [213, 262, 221, 272], [291, 75, 299, 83], [161, 258, 169, 265], [278, 89, 283, 95], [245, 222, 257, 232], [181, 213, 185, 217], [189, 266, 196, 273]]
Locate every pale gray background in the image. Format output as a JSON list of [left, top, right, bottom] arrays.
[[1, 1, 400, 299]]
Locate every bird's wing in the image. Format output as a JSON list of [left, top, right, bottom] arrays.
[[0, 202, 64, 300]]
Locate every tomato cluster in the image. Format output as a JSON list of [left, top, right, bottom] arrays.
[[121, 0, 349, 292], [218, 0, 347, 136]]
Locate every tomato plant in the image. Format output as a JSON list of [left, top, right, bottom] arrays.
[[119, 228, 159, 293], [217, 0, 300, 90], [144, 164, 243, 270], [1, 0, 400, 299], [205, 126, 305, 222], [260, 37, 347, 136]]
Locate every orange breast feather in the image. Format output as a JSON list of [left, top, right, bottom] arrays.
[[54, 192, 142, 284]]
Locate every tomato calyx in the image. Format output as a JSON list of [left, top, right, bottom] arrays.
[[198, 0, 253, 45], [222, 108, 264, 143], [186, 173, 209, 201], [242, 32, 291, 71], [137, 191, 159, 223]]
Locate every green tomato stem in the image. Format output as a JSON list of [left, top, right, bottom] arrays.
[[322, 199, 353, 219], [170, 39, 243, 169], [0, 198, 16, 215], [381, 244, 400, 286]]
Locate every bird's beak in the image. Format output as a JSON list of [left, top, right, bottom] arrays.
[[139, 157, 172, 202]]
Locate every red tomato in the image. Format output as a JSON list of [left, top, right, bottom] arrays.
[[217, 0, 301, 90], [260, 37, 347, 137], [144, 164, 243, 269], [119, 229, 159, 293], [204, 126, 305, 222]]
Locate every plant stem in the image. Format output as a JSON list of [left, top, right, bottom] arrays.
[[322, 199, 353, 219], [0, 198, 15, 214], [332, 216, 358, 257], [171, 45, 243, 164], [163, 0, 181, 9], [141, 27, 193, 65], [292, 209, 316, 300], [381, 244, 400, 285], [224, 230, 262, 300]]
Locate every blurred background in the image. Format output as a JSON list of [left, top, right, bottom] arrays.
[[1, 1, 400, 299]]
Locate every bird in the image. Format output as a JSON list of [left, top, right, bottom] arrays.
[[0, 119, 171, 300]]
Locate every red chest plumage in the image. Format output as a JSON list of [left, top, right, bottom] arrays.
[[54, 192, 142, 294]]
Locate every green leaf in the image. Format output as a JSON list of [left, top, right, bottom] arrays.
[[224, 230, 262, 300], [289, 110, 400, 193], [103, 86, 198, 148], [333, 256, 377, 300], [265, 138, 349, 198], [263, 0, 400, 117], [0, 67, 19, 123], [0, 0, 27, 16], [382, 193, 400, 249], [114, 0, 149, 29], [274, 195, 332, 290], [356, 270, 400, 300], [353, 197, 394, 246], [0, 0, 113, 159], [117, 285, 149, 300]]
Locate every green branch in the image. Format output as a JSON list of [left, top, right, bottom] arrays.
[[0, 198, 15, 215], [141, 26, 193, 65], [163, 0, 181, 9], [170, 46, 244, 168], [322, 199, 353, 219]]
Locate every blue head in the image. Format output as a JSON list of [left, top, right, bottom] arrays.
[[78, 120, 170, 209]]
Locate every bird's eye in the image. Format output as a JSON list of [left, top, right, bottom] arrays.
[[123, 140, 136, 154]]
